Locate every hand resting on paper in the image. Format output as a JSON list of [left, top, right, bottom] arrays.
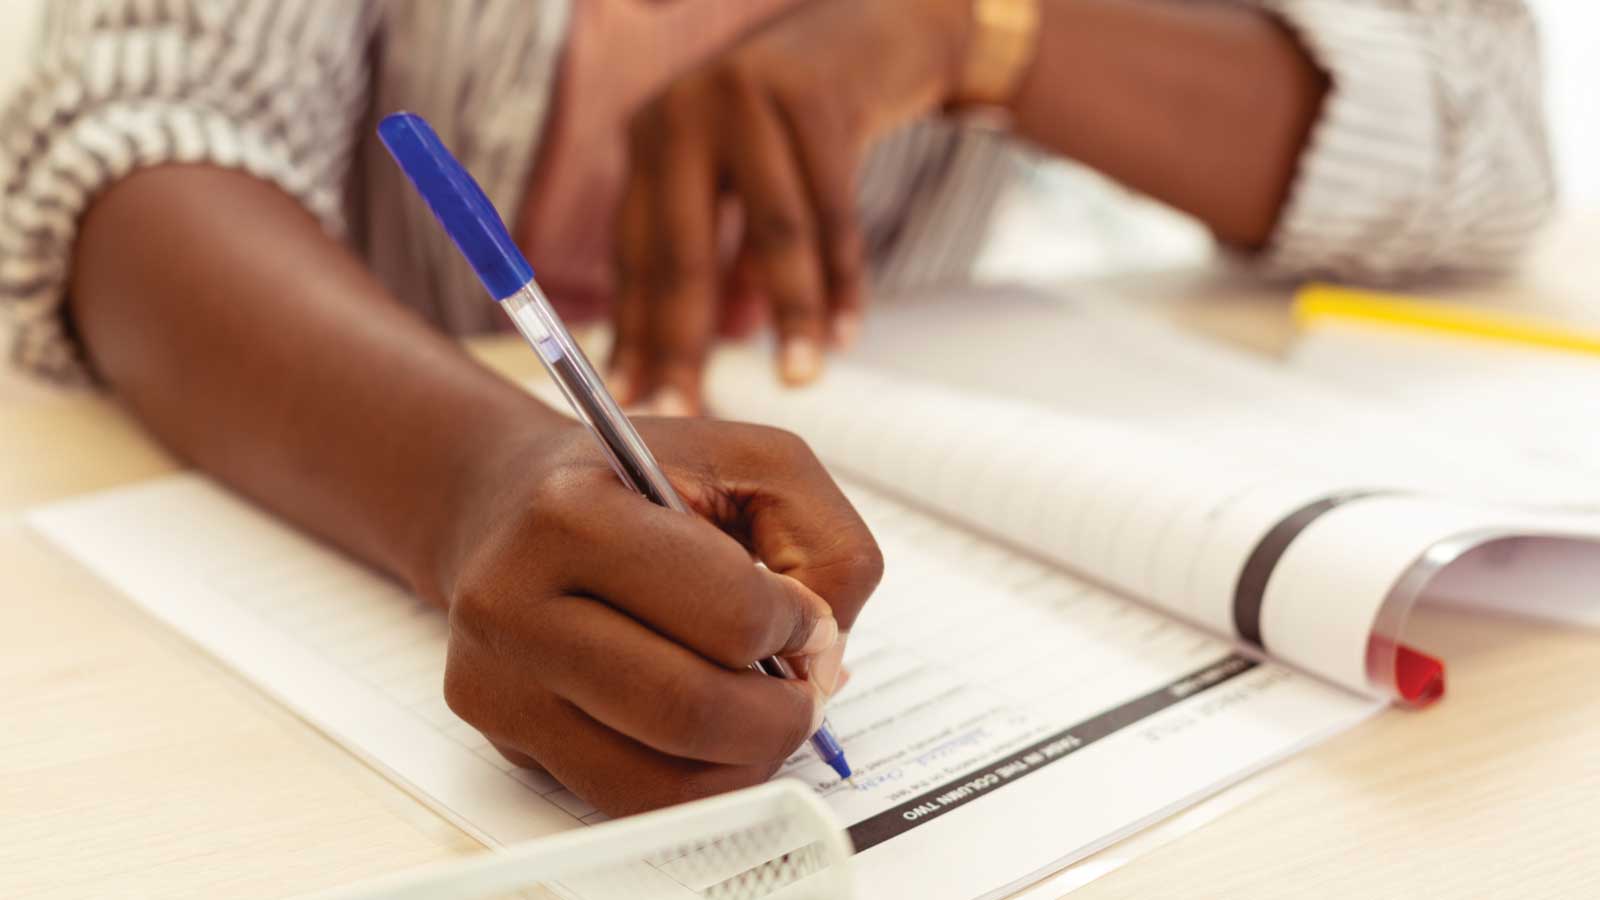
[[608, 0, 969, 413], [435, 417, 881, 815]]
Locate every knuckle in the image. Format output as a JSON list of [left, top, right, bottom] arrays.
[[841, 539, 887, 594], [441, 651, 483, 725], [661, 78, 707, 122], [790, 89, 858, 141], [728, 423, 811, 466], [653, 251, 718, 296], [525, 465, 602, 541], [447, 583, 500, 649], [753, 422, 806, 451], [709, 60, 760, 103], [747, 208, 814, 256], [770, 425, 815, 461]]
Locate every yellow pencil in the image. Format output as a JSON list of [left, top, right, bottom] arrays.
[[1292, 283, 1600, 358]]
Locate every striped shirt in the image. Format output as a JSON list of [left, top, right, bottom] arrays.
[[0, 0, 1556, 384]]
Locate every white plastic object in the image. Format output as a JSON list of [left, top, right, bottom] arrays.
[[296, 781, 855, 900]]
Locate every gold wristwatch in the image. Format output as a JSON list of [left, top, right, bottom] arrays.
[[952, 0, 1042, 110]]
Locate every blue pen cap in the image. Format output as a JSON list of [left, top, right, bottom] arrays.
[[377, 112, 534, 300]]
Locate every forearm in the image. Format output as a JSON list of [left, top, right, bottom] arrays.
[[69, 165, 559, 605], [1001, 0, 1327, 247]]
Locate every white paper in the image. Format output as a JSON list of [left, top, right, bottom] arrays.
[[851, 289, 1600, 508], [30, 472, 1377, 900], [1291, 320, 1600, 479]]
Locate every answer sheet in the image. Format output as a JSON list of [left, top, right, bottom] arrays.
[[32, 476, 1377, 900]]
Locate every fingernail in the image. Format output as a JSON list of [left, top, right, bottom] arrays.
[[832, 312, 863, 349], [809, 685, 827, 734], [835, 665, 853, 693], [800, 614, 838, 656], [780, 337, 821, 384], [810, 632, 848, 697], [652, 387, 693, 417]]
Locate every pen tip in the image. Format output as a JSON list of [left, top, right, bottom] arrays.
[[827, 755, 852, 782]]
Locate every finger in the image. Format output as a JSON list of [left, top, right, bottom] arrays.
[[717, 251, 768, 338], [541, 479, 838, 667], [776, 94, 867, 347], [458, 678, 776, 817], [717, 70, 829, 385], [608, 161, 655, 405], [754, 495, 882, 632], [525, 594, 825, 766], [697, 423, 885, 631], [808, 631, 850, 698], [641, 87, 722, 414], [537, 697, 780, 817]]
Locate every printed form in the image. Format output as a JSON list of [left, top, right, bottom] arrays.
[[30, 474, 1376, 900]]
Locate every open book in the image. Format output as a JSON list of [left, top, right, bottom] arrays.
[[1288, 314, 1600, 627], [29, 290, 1599, 900]]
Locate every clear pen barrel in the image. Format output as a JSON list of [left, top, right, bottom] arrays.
[[500, 283, 690, 514]]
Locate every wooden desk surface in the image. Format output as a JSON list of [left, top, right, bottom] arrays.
[[4, 214, 1598, 899]]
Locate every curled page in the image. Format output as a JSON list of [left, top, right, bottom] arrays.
[[705, 350, 1600, 703]]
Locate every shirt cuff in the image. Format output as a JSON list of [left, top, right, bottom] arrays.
[[1252, 0, 1554, 282], [2, 100, 345, 385]]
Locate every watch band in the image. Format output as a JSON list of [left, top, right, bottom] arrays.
[[953, 0, 1042, 108]]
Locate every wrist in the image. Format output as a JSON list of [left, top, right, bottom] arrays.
[[408, 392, 568, 610]]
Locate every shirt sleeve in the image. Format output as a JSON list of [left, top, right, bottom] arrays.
[[1250, 0, 1557, 282], [0, 0, 376, 384], [858, 121, 1016, 295]]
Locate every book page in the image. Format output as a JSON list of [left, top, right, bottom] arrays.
[[1290, 320, 1600, 480], [30, 475, 1376, 900], [1286, 322, 1600, 628], [854, 287, 1600, 509]]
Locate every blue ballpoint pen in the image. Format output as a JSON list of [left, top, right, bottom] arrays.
[[378, 112, 853, 782]]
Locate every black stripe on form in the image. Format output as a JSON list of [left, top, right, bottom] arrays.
[[846, 653, 1258, 853]]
